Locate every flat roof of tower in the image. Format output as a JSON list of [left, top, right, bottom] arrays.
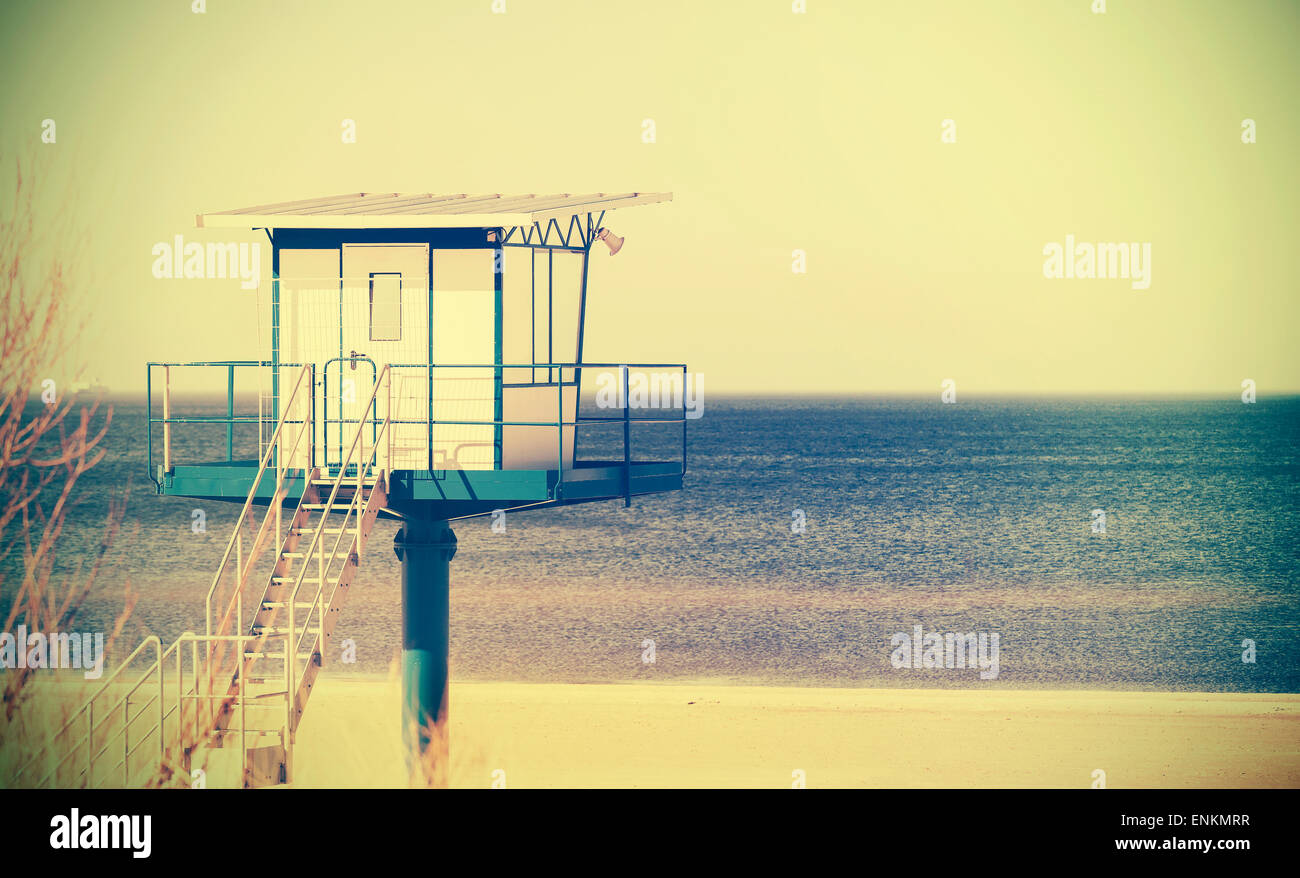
[[197, 192, 672, 229]]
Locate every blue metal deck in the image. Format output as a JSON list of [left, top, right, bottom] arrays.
[[159, 459, 683, 518]]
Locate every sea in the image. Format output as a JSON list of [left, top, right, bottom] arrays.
[[16, 395, 1300, 692]]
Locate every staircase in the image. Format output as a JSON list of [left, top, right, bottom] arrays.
[[196, 464, 388, 786], [19, 365, 395, 789]]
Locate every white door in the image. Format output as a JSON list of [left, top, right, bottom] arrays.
[[339, 244, 430, 470]]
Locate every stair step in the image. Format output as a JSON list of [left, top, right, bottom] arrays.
[[271, 576, 322, 584], [311, 479, 377, 486], [290, 527, 356, 535], [244, 651, 318, 661], [209, 729, 285, 741], [259, 601, 318, 610], [251, 626, 321, 637]]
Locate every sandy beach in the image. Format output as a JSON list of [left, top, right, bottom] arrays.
[[290, 677, 1300, 788]]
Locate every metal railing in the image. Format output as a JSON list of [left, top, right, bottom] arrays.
[[146, 361, 689, 506], [146, 360, 313, 488], [15, 632, 291, 789], [18, 362, 393, 787], [279, 364, 393, 726], [205, 365, 315, 645], [17, 366, 319, 788], [375, 362, 688, 504]]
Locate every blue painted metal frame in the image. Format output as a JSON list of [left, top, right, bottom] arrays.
[[148, 360, 688, 513], [159, 458, 683, 521], [493, 235, 504, 469]]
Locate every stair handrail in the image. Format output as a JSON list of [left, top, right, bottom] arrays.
[[23, 630, 291, 789], [205, 364, 314, 642], [163, 631, 292, 789], [15, 636, 163, 787], [281, 365, 392, 716], [293, 457, 387, 676], [19, 365, 314, 789]]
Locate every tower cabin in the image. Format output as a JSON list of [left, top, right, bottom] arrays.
[[152, 192, 686, 515], [24, 193, 688, 789]]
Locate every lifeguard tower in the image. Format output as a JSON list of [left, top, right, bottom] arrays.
[[26, 193, 688, 788]]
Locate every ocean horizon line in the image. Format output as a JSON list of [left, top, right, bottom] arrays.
[[26, 389, 1300, 403]]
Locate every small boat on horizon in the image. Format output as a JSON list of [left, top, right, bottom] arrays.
[[67, 378, 109, 396]]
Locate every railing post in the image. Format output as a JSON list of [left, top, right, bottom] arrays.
[[556, 365, 564, 499], [275, 476, 282, 561], [226, 364, 235, 461], [159, 651, 166, 765], [283, 633, 293, 782], [258, 365, 265, 465], [287, 597, 296, 736], [86, 703, 93, 787], [175, 643, 183, 759], [235, 520, 244, 627], [123, 692, 129, 786], [317, 516, 325, 667], [682, 365, 688, 477], [191, 639, 200, 739], [239, 648, 247, 789], [146, 366, 154, 488], [434, 361, 439, 473], [622, 364, 631, 507], [162, 365, 172, 474], [309, 364, 317, 472]]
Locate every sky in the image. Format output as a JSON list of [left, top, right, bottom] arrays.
[[1, 0, 1297, 396]]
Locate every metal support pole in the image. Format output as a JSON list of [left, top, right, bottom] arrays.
[[393, 517, 456, 786]]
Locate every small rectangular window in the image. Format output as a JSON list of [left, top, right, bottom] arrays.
[[369, 273, 402, 341]]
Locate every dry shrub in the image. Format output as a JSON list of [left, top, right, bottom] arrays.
[[0, 159, 133, 787]]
